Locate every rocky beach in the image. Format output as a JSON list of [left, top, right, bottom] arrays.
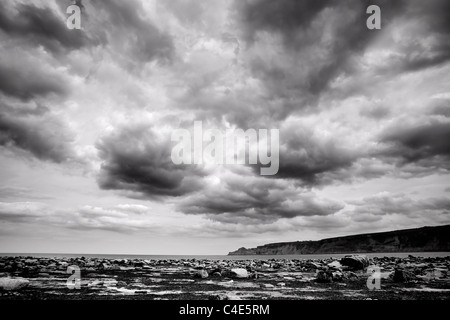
[[0, 254, 449, 300]]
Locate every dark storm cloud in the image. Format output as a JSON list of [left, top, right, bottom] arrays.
[[272, 113, 450, 185], [0, 0, 174, 65], [237, 0, 404, 51], [234, 0, 406, 102], [248, 124, 360, 184], [0, 102, 75, 163], [97, 125, 206, 198], [380, 120, 450, 167], [235, 0, 333, 45], [179, 173, 344, 221], [396, 0, 450, 72], [276, 137, 357, 184], [397, 42, 450, 73], [0, 2, 98, 55], [91, 0, 175, 64], [0, 61, 68, 101]]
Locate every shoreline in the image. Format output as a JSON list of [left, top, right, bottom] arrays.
[[1, 254, 449, 300], [1, 251, 449, 260]]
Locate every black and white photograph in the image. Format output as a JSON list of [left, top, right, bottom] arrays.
[[0, 0, 449, 310]]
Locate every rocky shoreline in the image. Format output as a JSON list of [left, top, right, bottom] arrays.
[[0, 254, 449, 300]]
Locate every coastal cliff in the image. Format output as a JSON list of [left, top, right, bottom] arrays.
[[228, 225, 450, 255]]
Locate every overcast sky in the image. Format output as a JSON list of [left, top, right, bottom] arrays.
[[0, 0, 449, 255]]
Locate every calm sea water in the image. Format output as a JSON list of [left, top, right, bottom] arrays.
[[0, 252, 449, 260]]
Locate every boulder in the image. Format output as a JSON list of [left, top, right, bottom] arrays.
[[340, 255, 370, 270], [393, 269, 416, 283], [209, 294, 232, 300], [230, 268, 248, 279], [193, 269, 209, 279], [315, 270, 333, 283], [328, 261, 343, 270], [331, 271, 344, 281], [421, 268, 447, 281], [24, 259, 38, 265], [119, 266, 135, 271], [116, 281, 127, 287], [98, 263, 111, 270], [306, 261, 323, 269], [343, 271, 359, 280], [0, 277, 29, 291]]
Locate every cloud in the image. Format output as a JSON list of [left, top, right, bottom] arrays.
[[359, 105, 391, 119], [68, 204, 154, 233], [0, 187, 52, 201], [391, 0, 450, 72], [244, 115, 369, 185], [0, 202, 49, 223], [274, 124, 359, 184], [0, 102, 75, 163], [0, 1, 99, 55], [348, 192, 450, 218], [160, 0, 206, 26], [97, 123, 206, 198], [380, 118, 450, 168], [233, 0, 405, 105], [0, 202, 155, 234], [0, 49, 68, 101], [235, 0, 332, 45], [90, 0, 175, 64], [96, 118, 346, 222], [431, 103, 450, 117], [179, 167, 344, 221], [0, 0, 175, 74]]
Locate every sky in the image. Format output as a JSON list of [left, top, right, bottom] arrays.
[[0, 0, 449, 255]]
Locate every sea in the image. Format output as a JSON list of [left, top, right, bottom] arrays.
[[0, 252, 449, 260]]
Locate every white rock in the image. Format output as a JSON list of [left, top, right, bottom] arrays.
[[0, 277, 29, 291], [230, 268, 248, 278], [24, 259, 38, 264], [88, 280, 104, 287], [328, 261, 343, 269], [193, 269, 209, 279]]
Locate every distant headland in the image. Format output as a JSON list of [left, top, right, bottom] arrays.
[[228, 225, 450, 255]]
